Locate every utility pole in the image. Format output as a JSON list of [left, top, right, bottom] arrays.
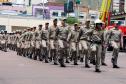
[[75, 0, 80, 20], [42, 0, 45, 19], [67, 0, 70, 17]]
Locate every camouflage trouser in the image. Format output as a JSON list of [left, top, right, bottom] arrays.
[[1, 40, 7, 52], [49, 39, 58, 64], [90, 44, 102, 70], [58, 39, 68, 65], [111, 41, 120, 66], [26, 41, 31, 57], [2, 43, 7, 52], [29, 41, 35, 59], [80, 40, 89, 65], [101, 45, 107, 64], [41, 40, 48, 62], [70, 42, 82, 64], [33, 41, 41, 60]]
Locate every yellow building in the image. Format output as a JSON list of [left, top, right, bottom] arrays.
[[0, 0, 9, 2]]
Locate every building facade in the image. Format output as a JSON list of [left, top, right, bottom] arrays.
[[0, 0, 9, 2], [112, 0, 125, 13]]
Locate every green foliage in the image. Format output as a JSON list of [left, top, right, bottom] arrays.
[[76, 0, 80, 4], [66, 17, 79, 25]]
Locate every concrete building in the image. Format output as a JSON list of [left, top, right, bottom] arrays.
[[112, 0, 125, 13], [0, 15, 54, 32], [0, 0, 9, 2], [32, 2, 64, 19], [113, 0, 120, 12]]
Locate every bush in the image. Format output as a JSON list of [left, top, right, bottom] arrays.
[[66, 17, 79, 25]]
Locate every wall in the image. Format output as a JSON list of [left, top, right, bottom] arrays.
[[0, 0, 9, 2], [0, 15, 54, 33]]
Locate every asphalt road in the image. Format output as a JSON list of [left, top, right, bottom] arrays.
[[0, 50, 126, 84]]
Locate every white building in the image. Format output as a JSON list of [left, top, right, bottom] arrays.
[[0, 15, 53, 32], [24, 0, 48, 6], [113, 0, 120, 12], [124, 0, 126, 12]]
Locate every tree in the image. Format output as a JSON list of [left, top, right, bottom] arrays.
[[66, 17, 79, 25]]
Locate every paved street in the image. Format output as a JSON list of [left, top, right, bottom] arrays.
[[0, 50, 126, 84]]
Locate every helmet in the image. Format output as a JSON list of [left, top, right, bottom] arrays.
[[95, 19, 103, 24]]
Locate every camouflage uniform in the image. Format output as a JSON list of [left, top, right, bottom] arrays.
[[0, 33, 3, 49], [33, 29, 42, 60], [67, 24, 81, 65], [109, 27, 122, 68], [15, 31, 22, 55], [49, 25, 59, 65], [55, 24, 70, 67], [1, 31, 8, 52], [101, 29, 110, 66], [20, 31, 27, 56], [31, 28, 37, 60], [78, 26, 92, 67]]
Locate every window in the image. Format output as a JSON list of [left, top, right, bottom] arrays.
[[61, 12, 66, 17], [79, 16, 84, 19], [52, 12, 58, 16], [91, 16, 96, 19]]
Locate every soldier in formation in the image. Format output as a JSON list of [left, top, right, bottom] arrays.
[[0, 19, 122, 73]]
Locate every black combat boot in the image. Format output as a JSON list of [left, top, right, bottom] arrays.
[[85, 64, 91, 68], [80, 57, 84, 63], [113, 65, 120, 68], [102, 63, 107, 66], [95, 69, 101, 73], [73, 51, 78, 65], [59, 59, 66, 67], [93, 60, 96, 65], [111, 58, 114, 63]]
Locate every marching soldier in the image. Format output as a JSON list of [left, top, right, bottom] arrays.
[[67, 23, 80, 65], [15, 30, 21, 55], [0, 31, 4, 50], [101, 26, 110, 66], [89, 19, 104, 72], [20, 29, 27, 56], [31, 27, 40, 60], [28, 27, 35, 59], [7, 33, 11, 50], [16, 31, 22, 56], [41, 23, 50, 63], [78, 20, 91, 68], [109, 22, 123, 68], [23, 29, 29, 57], [11, 32, 15, 51], [49, 19, 59, 65], [30, 27, 36, 59], [0, 32, 2, 49], [34, 25, 43, 61], [2, 31, 8, 52], [25, 28, 32, 57], [55, 19, 70, 67]]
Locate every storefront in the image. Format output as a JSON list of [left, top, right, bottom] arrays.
[[32, 2, 65, 19]]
